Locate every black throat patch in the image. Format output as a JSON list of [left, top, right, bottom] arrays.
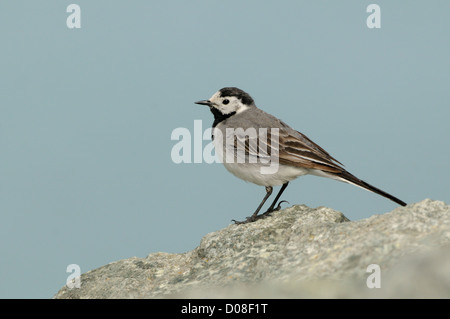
[[210, 107, 236, 140]]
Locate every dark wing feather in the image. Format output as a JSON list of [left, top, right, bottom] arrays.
[[228, 119, 345, 173], [277, 125, 345, 173]]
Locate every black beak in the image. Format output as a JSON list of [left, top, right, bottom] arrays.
[[195, 100, 212, 106]]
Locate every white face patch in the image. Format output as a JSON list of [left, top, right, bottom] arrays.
[[235, 104, 249, 114], [208, 90, 250, 115]]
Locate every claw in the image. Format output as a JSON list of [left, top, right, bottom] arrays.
[[232, 217, 252, 225], [233, 218, 250, 225], [275, 200, 290, 210]]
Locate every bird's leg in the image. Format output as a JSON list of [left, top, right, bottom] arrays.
[[261, 182, 289, 216], [232, 186, 273, 224]]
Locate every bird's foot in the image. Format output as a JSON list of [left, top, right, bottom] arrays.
[[232, 214, 268, 225], [258, 200, 289, 218], [270, 200, 290, 213], [232, 200, 290, 225]]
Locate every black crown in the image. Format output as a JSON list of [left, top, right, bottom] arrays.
[[219, 87, 254, 106]]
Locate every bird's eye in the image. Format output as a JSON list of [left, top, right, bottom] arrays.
[[223, 99, 229, 105]]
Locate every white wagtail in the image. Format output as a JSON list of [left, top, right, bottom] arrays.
[[195, 87, 406, 224]]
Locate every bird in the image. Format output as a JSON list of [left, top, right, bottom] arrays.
[[195, 87, 407, 224]]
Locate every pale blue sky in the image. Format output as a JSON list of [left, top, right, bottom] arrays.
[[0, 1, 449, 298]]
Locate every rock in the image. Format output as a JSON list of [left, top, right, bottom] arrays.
[[54, 199, 450, 298]]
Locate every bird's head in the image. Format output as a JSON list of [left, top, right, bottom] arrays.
[[195, 87, 255, 116]]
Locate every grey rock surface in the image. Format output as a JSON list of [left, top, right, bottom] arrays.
[[55, 199, 450, 298]]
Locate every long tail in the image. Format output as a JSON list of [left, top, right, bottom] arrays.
[[333, 170, 407, 206]]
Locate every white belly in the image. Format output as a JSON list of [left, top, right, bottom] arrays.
[[222, 161, 308, 186]]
